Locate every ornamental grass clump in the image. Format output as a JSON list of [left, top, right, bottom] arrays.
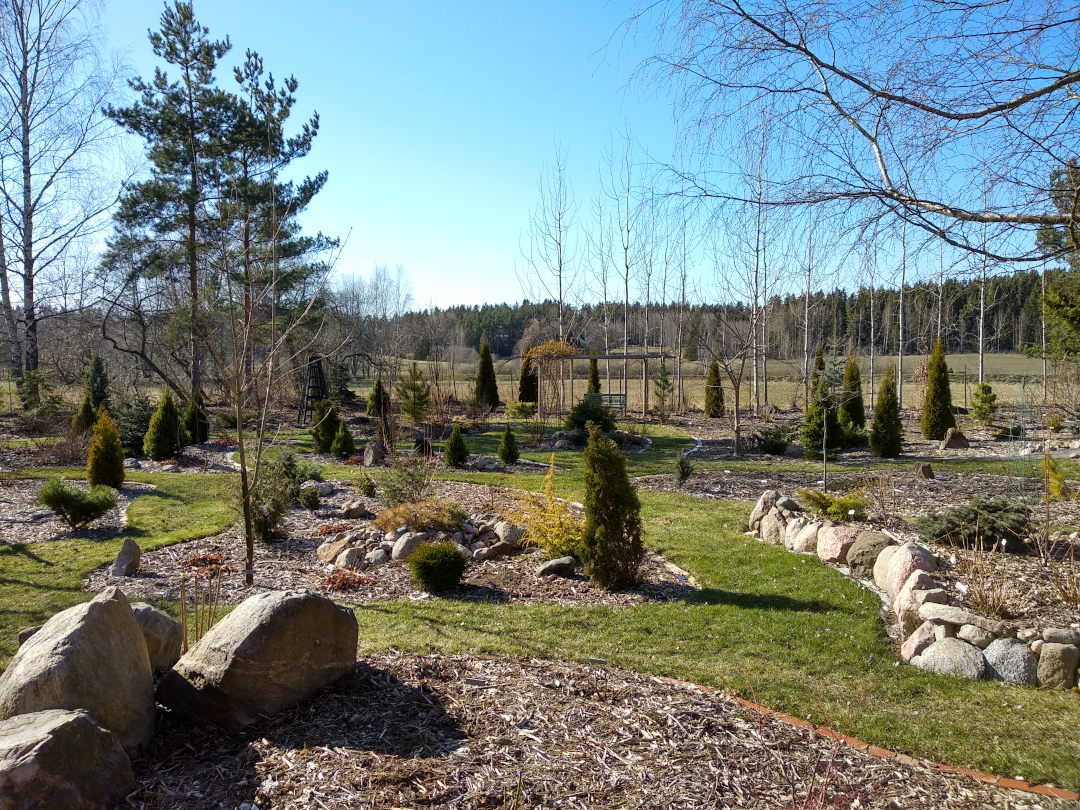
[[509, 454, 583, 560], [37, 477, 117, 528], [581, 421, 644, 589], [409, 542, 467, 593], [86, 405, 125, 489], [373, 499, 466, 533]]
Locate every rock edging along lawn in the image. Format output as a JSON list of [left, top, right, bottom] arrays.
[[748, 489, 1080, 690]]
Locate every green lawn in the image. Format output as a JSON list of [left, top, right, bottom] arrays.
[[3, 433, 1080, 790]]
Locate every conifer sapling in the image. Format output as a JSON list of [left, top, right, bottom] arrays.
[[87, 404, 125, 489]]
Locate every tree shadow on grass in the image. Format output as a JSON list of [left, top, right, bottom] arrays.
[[686, 588, 832, 613], [0, 543, 53, 566]]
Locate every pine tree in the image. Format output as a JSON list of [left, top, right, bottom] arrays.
[[800, 377, 841, 458], [921, 338, 956, 440], [443, 423, 468, 467], [837, 354, 865, 429], [587, 358, 601, 394], [84, 356, 110, 412], [330, 420, 355, 458], [497, 422, 519, 465], [328, 359, 356, 403], [518, 343, 538, 403], [869, 363, 903, 458], [311, 399, 340, 453], [72, 393, 96, 434], [143, 388, 189, 460], [475, 336, 500, 410], [704, 359, 725, 417], [183, 389, 209, 445], [86, 405, 125, 489], [396, 362, 431, 422], [581, 422, 644, 589], [366, 377, 389, 417]]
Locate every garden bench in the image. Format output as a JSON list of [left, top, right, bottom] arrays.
[[583, 392, 627, 413]]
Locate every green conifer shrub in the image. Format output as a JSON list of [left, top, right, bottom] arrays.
[[311, 399, 340, 453], [674, 453, 693, 488], [328, 358, 356, 403], [869, 363, 903, 458], [409, 542, 467, 592], [837, 354, 865, 429], [800, 378, 841, 458], [86, 405, 125, 489], [475, 336, 500, 410], [72, 393, 96, 434], [366, 377, 389, 417], [85, 355, 110, 412], [809, 346, 825, 391], [498, 422, 519, 465], [587, 358, 601, 394], [143, 389, 189, 460], [443, 423, 468, 467], [239, 456, 296, 542], [580, 422, 644, 589], [183, 389, 210, 445], [395, 363, 430, 423], [704, 360, 725, 417], [565, 397, 616, 432], [37, 477, 117, 528], [330, 421, 356, 458], [921, 338, 956, 439], [916, 497, 1030, 553], [518, 343, 538, 403], [112, 398, 155, 452], [299, 487, 320, 512], [971, 382, 998, 424], [653, 362, 673, 421]]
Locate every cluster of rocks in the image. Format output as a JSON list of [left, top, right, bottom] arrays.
[[0, 587, 358, 809], [749, 489, 1080, 690], [317, 515, 528, 570]]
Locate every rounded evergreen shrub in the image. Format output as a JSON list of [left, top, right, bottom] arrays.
[[86, 405, 125, 489], [183, 390, 210, 445], [497, 422, 519, 465], [143, 389, 188, 460], [299, 487, 320, 512], [565, 397, 615, 433], [37, 477, 117, 528], [971, 382, 998, 424], [409, 541, 467, 593], [443, 423, 468, 467], [72, 393, 96, 434]]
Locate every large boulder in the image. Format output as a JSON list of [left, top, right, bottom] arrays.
[[940, 428, 970, 450], [892, 570, 938, 637], [900, 621, 936, 662], [917, 603, 1009, 638], [363, 441, 386, 466], [156, 590, 358, 732], [846, 532, 896, 580], [759, 508, 786, 546], [983, 639, 1038, 686], [391, 531, 428, 561], [910, 638, 986, 680], [786, 521, 820, 553], [886, 542, 938, 599], [109, 538, 141, 577], [1037, 643, 1080, 690], [536, 557, 576, 578], [130, 602, 182, 675], [334, 547, 366, 569], [316, 536, 353, 564], [748, 490, 781, 532], [0, 587, 154, 756], [816, 524, 860, 565], [0, 709, 134, 810], [873, 545, 899, 592], [494, 521, 525, 547]]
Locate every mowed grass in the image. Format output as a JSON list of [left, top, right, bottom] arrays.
[[0, 472, 235, 668], [355, 492, 1080, 789]]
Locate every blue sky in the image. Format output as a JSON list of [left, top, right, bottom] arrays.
[[100, 1, 681, 308]]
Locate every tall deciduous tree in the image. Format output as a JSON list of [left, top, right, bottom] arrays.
[[0, 0, 121, 374]]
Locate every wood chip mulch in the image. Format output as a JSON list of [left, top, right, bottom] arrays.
[[124, 649, 1072, 810]]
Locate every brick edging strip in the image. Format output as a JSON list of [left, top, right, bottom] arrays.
[[653, 675, 1079, 801]]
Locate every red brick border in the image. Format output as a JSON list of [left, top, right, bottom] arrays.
[[654, 676, 1079, 802]]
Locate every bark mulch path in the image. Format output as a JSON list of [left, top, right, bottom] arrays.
[[124, 649, 1071, 810]]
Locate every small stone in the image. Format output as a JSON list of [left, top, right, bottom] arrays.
[[1017, 628, 1040, 643], [341, 500, 374, 520], [913, 462, 934, 479], [334, 548, 365, 569], [160, 464, 181, 473], [900, 621, 936, 662], [391, 532, 427, 561], [122, 458, 141, 470], [493, 521, 525, 547], [1043, 627, 1080, 646], [939, 428, 970, 450], [364, 548, 389, 566], [17, 626, 41, 646], [912, 588, 949, 606], [316, 538, 352, 564], [957, 624, 994, 649], [536, 557, 576, 578], [454, 543, 473, 559], [1037, 643, 1080, 690], [934, 624, 955, 642], [300, 480, 333, 497], [775, 495, 801, 513], [1031, 639, 1044, 656]]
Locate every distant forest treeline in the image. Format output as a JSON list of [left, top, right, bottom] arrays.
[[398, 269, 1046, 361]]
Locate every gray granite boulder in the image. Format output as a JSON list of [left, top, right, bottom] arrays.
[[846, 532, 895, 579], [748, 490, 780, 532], [759, 507, 786, 546], [109, 538, 141, 577], [157, 590, 358, 732], [1037, 643, 1080, 690], [0, 587, 154, 756], [391, 531, 427, 561], [911, 638, 986, 680], [130, 602, 182, 675], [940, 428, 970, 450], [786, 521, 820, 553], [917, 603, 1009, 637], [536, 557, 576, 578], [983, 639, 1038, 686], [873, 545, 899, 592], [1043, 627, 1080, 646], [0, 709, 134, 810]]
